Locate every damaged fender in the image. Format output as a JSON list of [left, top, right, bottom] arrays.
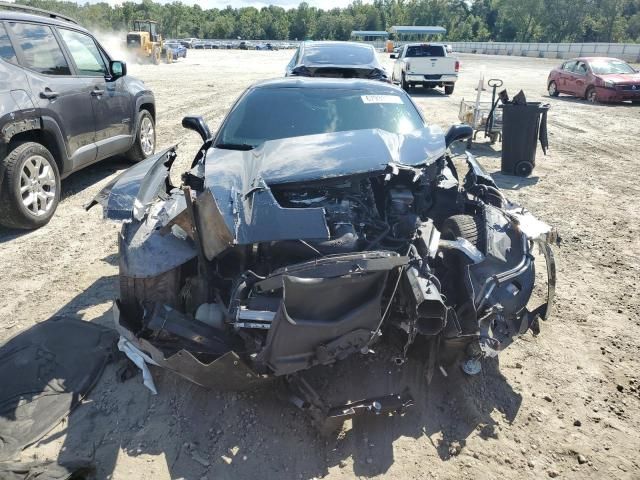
[[86, 147, 177, 222]]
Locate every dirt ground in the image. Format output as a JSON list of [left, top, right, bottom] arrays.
[[1, 49, 639, 480]]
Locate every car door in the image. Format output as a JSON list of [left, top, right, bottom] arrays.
[[556, 60, 576, 92], [56, 27, 133, 161], [6, 20, 97, 168], [571, 61, 589, 97], [565, 61, 587, 96]]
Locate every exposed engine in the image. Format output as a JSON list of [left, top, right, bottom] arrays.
[[92, 128, 556, 428]]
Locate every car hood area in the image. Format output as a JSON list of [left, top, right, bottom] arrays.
[[596, 72, 640, 84], [205, 127, 446, 186]]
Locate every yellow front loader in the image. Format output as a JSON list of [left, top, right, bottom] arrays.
[[126, 20, 172, 64]]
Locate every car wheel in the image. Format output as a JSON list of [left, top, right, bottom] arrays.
[[548, 81, 559, 97], [444, 84, 455, 95], [440, 214, 485, 253], [0, 142, 60, 230], [401, 73, 409, 91], [126, 110, 156, 163], [119, 265, 181, 325], [585, 87, 597, 103]]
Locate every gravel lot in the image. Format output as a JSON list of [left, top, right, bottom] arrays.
[[1, 49, 639, 479]]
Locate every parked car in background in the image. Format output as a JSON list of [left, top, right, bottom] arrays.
[[286, 41, 389, 82], [391, 43, 459, 94], [180, 37, 198, 48], [193, 40, 206, 49], [164, 41, 187, 60], [0, 7, 156, 229], [547, 57, 640, 103]]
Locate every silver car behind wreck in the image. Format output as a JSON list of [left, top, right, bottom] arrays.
[[89, 78, 556, 424]]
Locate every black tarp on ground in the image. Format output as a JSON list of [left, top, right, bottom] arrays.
[[0, 317, 116, 462], [0, 458, 94, 480]]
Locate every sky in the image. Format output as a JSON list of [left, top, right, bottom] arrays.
[[81, 0, 364, 10]]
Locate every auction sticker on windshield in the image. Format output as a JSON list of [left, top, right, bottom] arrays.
[[361, 95, 403, 104]]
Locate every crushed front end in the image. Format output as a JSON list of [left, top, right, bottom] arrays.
[[89, 130, 557, 425]]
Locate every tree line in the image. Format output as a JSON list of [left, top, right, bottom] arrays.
[[14, 0, 640, 43]]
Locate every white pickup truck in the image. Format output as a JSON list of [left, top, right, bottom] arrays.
[[390, 43, 459, 94]]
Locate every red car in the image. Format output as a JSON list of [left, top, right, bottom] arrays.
[[547, 57, 640, 103]]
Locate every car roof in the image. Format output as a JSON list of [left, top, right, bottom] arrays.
[[252, 77, 402, 93], [0, 11, 89, 33], [304, 41, 373, 48], [568, 57, 625, 63], [403, 42, 446, 47]]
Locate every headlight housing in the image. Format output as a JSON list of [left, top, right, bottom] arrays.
[[604, 80, 615, 88]]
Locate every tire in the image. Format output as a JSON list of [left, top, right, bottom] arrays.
[[125, 110, 156, 163], [152, 47, 161, 65], [444, 84, 455, 95], [0, 142, 60, 230], [401, 73, 409, 91], [548, 81, 559, 97], [119, 267, 180, 322], [585, 86, 597, 103], [440, 214, 485, 253]]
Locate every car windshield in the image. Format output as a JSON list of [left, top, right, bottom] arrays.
[[217, 87, 424, 148], [303, 44, 375, 65], [405, 45, 445, 57], [590, 60, 635, 75]]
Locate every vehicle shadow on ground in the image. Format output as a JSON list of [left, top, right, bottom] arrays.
[[407, 88, 449, 98], [12, 277, 521, 479], [546, 94, 640, 107], [0, 156, 129, 244], [60, 155, 130, 201], [314, 351, 522, 476], [491, 171, 539, 190], [466, 141, 502, 158], [0, 226, 29, 243]]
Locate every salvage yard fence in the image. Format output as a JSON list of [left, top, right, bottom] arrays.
[[449, 42, 640, 63]]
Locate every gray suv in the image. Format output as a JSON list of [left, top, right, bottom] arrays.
[[0, 5, 156, 229]]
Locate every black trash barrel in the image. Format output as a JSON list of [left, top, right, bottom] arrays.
[[500, 102, 549, 176]]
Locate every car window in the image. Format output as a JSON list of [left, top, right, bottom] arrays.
[[405, 45, 445, 57], [573, 62, 587, 75], [58, 28, 107, 76], [0, 23, 17, 64], [562, 60, 577, 71], [8, 22, 70, 75], [590, 59, 636, 75], [303, 44, 375, 65], [217, 87, 425, 147]]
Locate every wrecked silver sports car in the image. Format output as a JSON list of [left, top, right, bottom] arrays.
[[89, 78, 556, 423]]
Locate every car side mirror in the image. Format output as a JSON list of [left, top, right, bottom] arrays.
[[109, 60, 126, 80], [182, 116, 212, 142], [445, 124, 473, 148], [390, 54, 397, 59]]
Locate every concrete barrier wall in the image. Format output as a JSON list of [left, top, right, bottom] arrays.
[[450, 42, 640, 63]]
